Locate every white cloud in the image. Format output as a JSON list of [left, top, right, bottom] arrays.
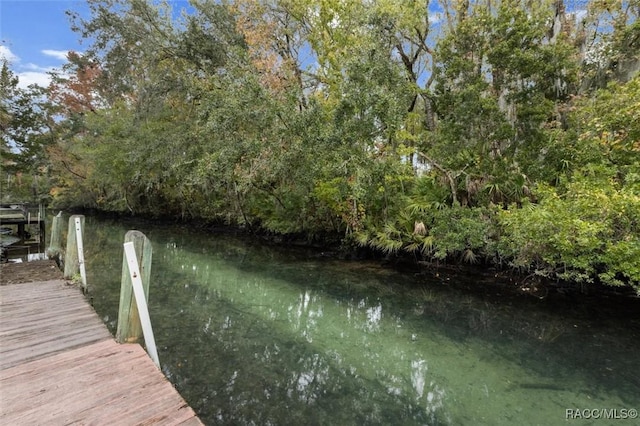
[[0, 46, 70, 89], [42, 49, 70, 61], [24, 62, 51, 72], [428, 12, 443, 24], [16, 63, 57, 89], [15, 71, 54, 88], [0, 45, 19, 63]]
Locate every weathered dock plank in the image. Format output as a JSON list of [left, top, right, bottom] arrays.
[[0, 259, 62, 284], [1, 340, 199, 425], [0, 275, 202, 425], [0, 280, 112, 369]]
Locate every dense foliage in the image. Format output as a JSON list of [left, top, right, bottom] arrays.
[[2, 0, 639, 292]]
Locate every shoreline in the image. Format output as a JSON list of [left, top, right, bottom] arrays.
[[56, 207, 640, 303]]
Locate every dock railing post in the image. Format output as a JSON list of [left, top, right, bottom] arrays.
[[38, 203, 46, 254], [63, 215, 86, 291], [75, 216, 88, 290], [47, 211, 64, 262], [116, 231, 153, 343], [124, 240, 160, 368]]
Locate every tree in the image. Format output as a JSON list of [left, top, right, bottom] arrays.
[[421, 0, 578, 207], [499, 75, 640, 291], [1, 60, 58, 202], [580, 0, 640, 90], [36, 0, 639, 291]]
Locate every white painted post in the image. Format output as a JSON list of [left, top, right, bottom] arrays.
[[74, 216, 87, 291], [124, 241, 160, 369]]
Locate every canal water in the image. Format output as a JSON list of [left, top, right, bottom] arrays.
[[81, 216, 639, 425]]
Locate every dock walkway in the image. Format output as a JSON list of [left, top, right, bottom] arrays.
[[0, 263, 202, 425]]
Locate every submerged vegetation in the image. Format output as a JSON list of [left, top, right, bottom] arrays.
[[2, 0, 639, 292]]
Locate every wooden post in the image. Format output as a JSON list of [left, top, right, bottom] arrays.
[[123, 241, 160, 368], [116, 230, 152, 344], [63, 215, 85, 280], [47, 211, 63, 260], [38, 203, 46, 254], [75, 216, 88, 290]]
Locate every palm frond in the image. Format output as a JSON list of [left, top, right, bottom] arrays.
[[462, 248, 479, 264], [354, 230, 371, 247], [420, 235, 435, 256]]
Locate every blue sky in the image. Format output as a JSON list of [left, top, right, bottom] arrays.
[[1, 0, 91, 88], [0, 0, 198, 89], [1, 0, 591, 90]]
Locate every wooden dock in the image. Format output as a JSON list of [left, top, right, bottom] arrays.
[[0, 203, 46, 259], [0, 264, 202, 425]]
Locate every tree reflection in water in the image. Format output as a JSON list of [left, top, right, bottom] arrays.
[[83, 217, 640, 425]]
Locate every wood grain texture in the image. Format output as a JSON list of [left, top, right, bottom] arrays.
[[0, 279, 202, 425], [0, 280, 112, 369]]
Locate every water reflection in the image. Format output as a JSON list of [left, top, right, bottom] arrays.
[[82, 217, 640, 425]]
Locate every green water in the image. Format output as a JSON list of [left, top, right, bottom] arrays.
[[81, 217, 639, 425]]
